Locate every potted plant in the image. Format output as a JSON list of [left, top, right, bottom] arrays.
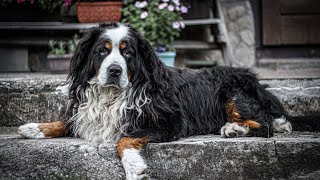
[[48, 34, 80, 73], [122, 0, 189, 67], [76, 0, 123, 23]]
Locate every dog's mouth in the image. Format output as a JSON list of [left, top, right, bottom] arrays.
[[105, 78, 121, 88]]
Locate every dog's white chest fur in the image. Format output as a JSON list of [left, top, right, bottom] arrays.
[[68, 82, 150, 143], [69, 84, 130, 142]]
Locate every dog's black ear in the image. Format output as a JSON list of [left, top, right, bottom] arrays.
[[67, 26, 101, 116], [136, 34, 164, 73]]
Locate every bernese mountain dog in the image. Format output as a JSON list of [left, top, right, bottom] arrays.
[[18, 23, 318, 180]]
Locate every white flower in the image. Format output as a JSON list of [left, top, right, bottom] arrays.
[[162, 0, 169, 2], [158, 3, 168, 10], [180, 21, 185, 29], [172, 21, 180, 29], [140, 11, 148, 19], [167, 5, 174, 11], [172, 0, 180, 6], [181, 6, 188, 13], [175, 6, 180, 11], [135, 1, 147, 8]]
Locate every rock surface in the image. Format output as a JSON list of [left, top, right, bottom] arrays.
[[0, 77, 319, 126], [1, 130, 320, 180]]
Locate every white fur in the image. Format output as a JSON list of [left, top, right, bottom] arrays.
[[98, 24, 129, 88], [18, 123, 45, 138], [68, 79, 150, 143], [273, 116, 292, 133], [122, 148, 149, 180], [220, 122, 250, 138]]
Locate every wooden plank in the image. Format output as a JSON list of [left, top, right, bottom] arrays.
[[262, 0, 282, 45], [182, 18, 220, 26], [172, 40, 218, 50], [185, 60, 216, 67], [280, 0, 320, 15], [281, 15, 320, 44], [0, 22, 98, 30]]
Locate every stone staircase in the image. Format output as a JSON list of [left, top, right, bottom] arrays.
[[0, 74, 320, 179]]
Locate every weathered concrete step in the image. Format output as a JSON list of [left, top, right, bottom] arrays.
[[0, 76, 319, 127], [0, 129, 320, 179]]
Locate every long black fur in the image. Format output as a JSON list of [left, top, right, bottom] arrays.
[[67, 23, 319, 142]]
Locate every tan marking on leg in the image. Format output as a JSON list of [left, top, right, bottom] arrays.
[[117, 137, 149, 159], [238, 120, 261, 129], [226, 100, 241, 122], [226, 100, 261, 129], [38, 121, 66, 138]]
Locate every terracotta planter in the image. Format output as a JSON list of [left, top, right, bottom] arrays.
[[76, 2, 123, 23]]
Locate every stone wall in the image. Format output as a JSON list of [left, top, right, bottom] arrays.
[[219, 0, 255, 67]]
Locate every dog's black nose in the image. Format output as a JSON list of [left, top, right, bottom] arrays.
[[108, 65, 122, 77]]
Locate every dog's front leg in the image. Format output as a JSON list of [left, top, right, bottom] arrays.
[[117, 136, 149, 180]]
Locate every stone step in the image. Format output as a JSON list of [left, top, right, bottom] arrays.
[[1, 129, 320, 179], [258, 58, 320, 70], [0, 75, 319, 127]]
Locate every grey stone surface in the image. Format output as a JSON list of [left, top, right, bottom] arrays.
[[220, 0, 255, 67], [262, 79, 320, 116], [0, 77, 68, 126], [0, 77, 319, 126], [1, 131, 320, 179]]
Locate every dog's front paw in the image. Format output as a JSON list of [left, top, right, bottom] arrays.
[[18, 123, 45, 138], [220, 122, 250, 138], [122, 148, 149, 180]]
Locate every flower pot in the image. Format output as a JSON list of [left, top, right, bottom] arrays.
[[157, 52, 176, 67], [48, 54, 72, 73], [76, 2, 123, 23]]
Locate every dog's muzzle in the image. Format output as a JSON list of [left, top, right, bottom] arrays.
[[106, 64, 122, 86]]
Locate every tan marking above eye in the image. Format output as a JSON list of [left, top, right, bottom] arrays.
[[105, 42, 112, 49], [120, 42, 127, 49]]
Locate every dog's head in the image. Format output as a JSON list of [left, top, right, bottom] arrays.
[[68, 23, 164, 112]]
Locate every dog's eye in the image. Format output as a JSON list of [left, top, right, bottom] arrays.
[[122, 49, 130, 57], [99, 48, 108, 56]]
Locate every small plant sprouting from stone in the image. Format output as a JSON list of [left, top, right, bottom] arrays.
[[49, 34, 80, 55]]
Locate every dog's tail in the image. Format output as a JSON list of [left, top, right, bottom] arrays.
[[287, 114, 320, 131]]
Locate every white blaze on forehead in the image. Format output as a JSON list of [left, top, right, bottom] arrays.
[[103, 24, 129, 45], [97, 24, 130, 88]]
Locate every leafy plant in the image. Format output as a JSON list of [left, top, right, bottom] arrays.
[[122, 0, 189, 52], [49, 34, 80, 55]]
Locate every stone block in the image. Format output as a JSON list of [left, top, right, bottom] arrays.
[[1, 132, 320, 179]]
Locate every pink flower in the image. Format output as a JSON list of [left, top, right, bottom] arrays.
[[181, 6, 188, 13], [167, 5, 174, 11], [140, 11, 148, 19], [64, 0, 72, 7], [158, 3, 168, 10], [172, 21, 180, 29]]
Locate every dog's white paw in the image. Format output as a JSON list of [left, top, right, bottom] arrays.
[[18, 123, 45, 138], [122, 148, 149, 180], [220, 122, 250, 138], [273, 116, 292, 133]]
